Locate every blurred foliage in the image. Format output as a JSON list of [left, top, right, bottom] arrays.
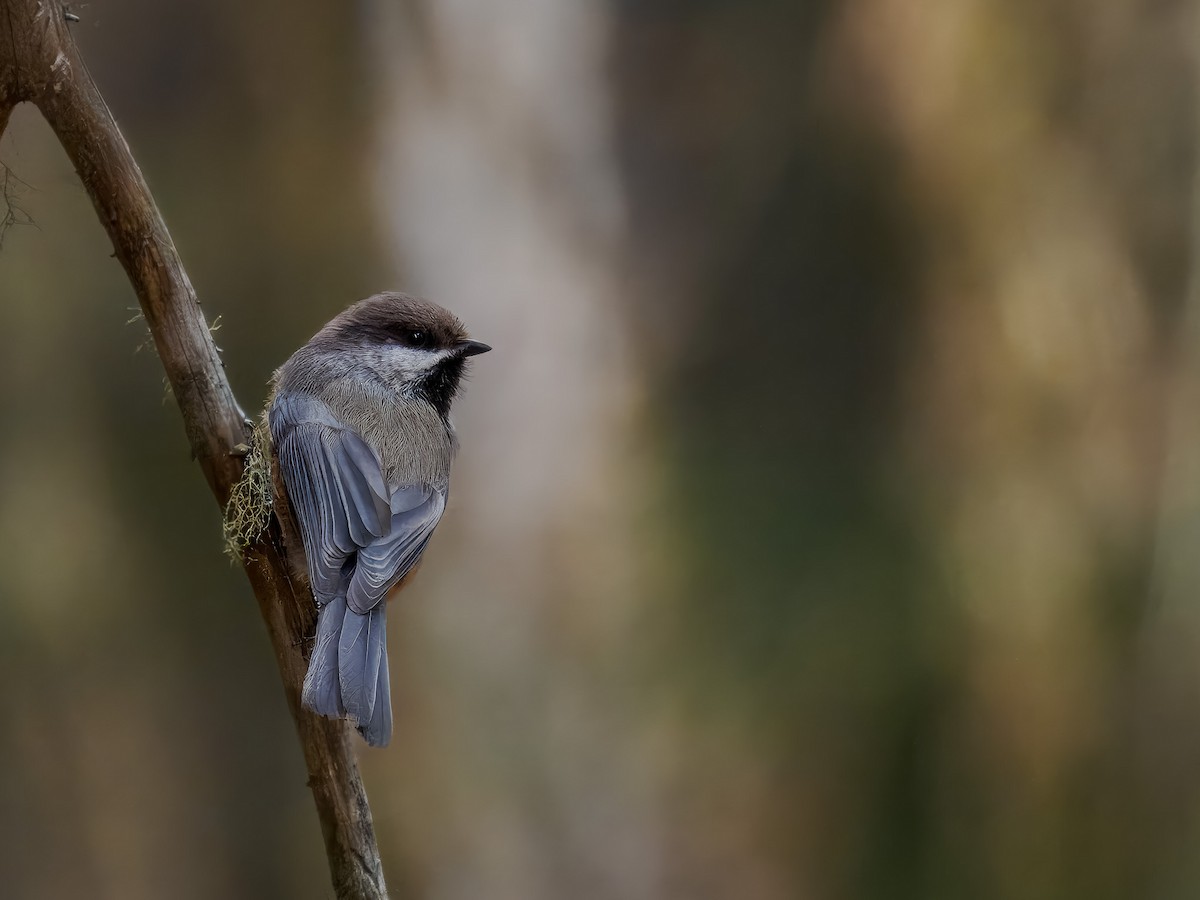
[[2, 1, 1199, 899]]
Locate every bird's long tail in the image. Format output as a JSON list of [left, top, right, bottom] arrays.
[[301, 595, 393, 747]]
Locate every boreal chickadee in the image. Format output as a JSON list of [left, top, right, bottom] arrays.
[[268, 292, 490, 746]]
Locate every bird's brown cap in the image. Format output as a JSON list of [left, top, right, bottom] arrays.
[[319, 292, 472, 351]]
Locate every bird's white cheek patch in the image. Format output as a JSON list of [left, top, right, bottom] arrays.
[[367, 345, 453, 384]]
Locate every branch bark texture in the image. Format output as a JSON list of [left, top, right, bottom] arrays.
[[0, 2, 387, 897]]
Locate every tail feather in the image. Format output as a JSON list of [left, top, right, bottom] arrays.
[[339, 602, 391, 747], [300, 595, 393, 747], [301, 596, 346, 718], [360, 638, 393, 747]]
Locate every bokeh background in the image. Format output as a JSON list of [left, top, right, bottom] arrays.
[[1, 1, 1198, 898]]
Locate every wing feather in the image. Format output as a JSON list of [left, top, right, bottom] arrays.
[[271, 395, 403, 603], [346, 491, 446, 614]]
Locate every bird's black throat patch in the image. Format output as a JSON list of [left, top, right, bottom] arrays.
[[420, 355, 466, 419]]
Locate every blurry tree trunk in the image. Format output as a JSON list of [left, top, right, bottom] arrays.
[[367, 2, 659, 897], [0, 2, 387, 897]]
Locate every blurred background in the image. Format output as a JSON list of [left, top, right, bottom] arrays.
[[1, 0, 1197, 897]]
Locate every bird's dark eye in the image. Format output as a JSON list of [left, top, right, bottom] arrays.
[[403, 329, 429, 348]]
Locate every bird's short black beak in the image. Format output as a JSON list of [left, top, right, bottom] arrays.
[[456, 340, 492, 357]]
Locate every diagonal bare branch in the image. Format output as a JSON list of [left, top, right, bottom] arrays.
[[0, 2, 387, 897]]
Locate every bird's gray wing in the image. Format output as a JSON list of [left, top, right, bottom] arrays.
[[270, 392, 393, 603], [345, 486, 446, 614]]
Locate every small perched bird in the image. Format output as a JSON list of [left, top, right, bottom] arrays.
[[267, 292, 490, 746]]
